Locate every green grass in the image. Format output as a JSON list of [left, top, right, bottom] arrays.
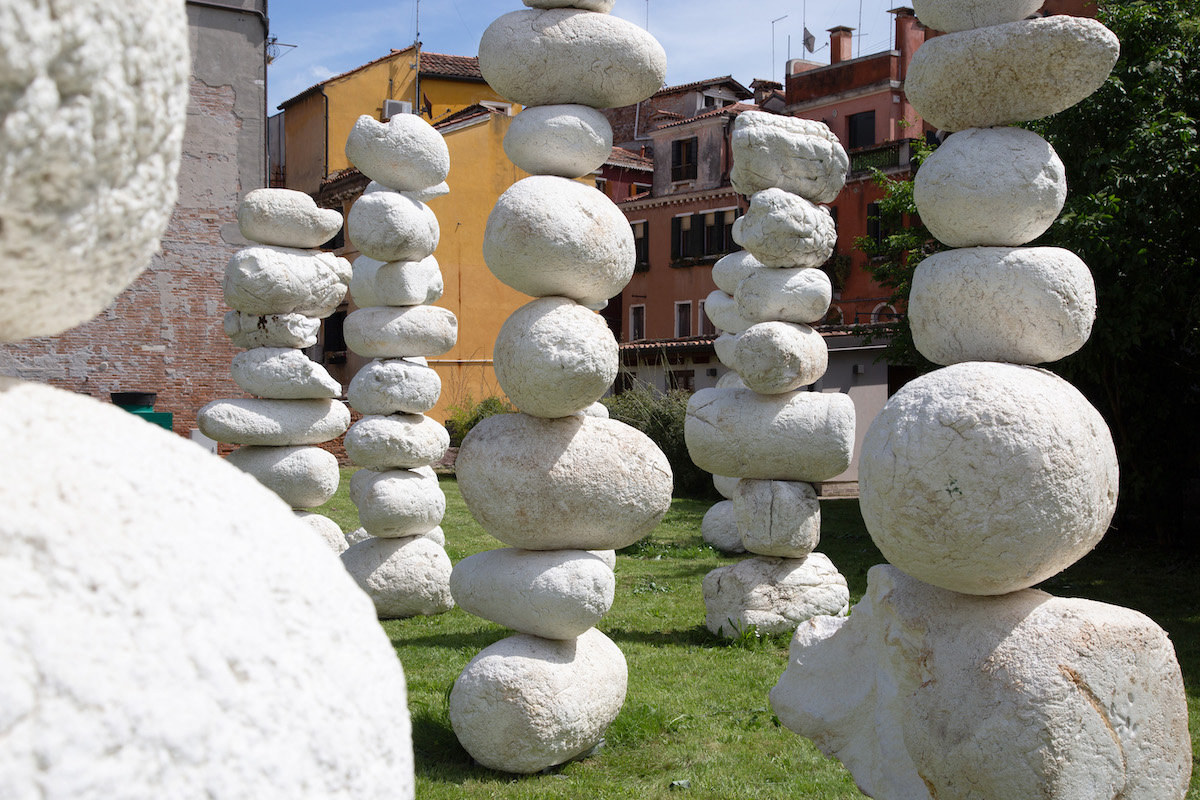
[[314, 471, 1199, 799]]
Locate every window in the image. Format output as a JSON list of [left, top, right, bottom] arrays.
[[319, 309, 347, 364], [671, 137, 698, 181], [669, 369, 695, 392], [630, 220, 649, 271], [698, 299, 716, 335], [631, 182, 651, 197], [595, 176, 608, 195], [866, 202, 883, 248], [703, 208, 739, 257], [848, 110, 876, 150], [629, 305, 646, 341], [671, 213, 703, 260], [871, 302, 898, 323], [675, 301, 692, 338]]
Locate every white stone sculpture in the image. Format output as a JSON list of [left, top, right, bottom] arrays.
[[703, 289, 755, 334], [344, 114, 451, 192], [350, 255, 444, 308], [736, 189, 837, 268], [223, 246, 351, 318], [734, 479, 821, 558], [701, 499, 746, 553], [347, 358, 443, 415], [911, 0, 1042, 33], [340, 536, 455, 618], [503, 104, 614, 178], [711, 250, 765, 294], [732, 321, 828, 394], [342, 305, 458, 359], [730, 111, 849, 203], [734, 266, 833, 325], [223, 310, 321, 349], [237, 188, 344, 249], [197, 397, 351, 446], [345, 191, 441, 263], [224, 445, 341, 508], [703, 553, 849, 637], [230, 347, 343, 399]]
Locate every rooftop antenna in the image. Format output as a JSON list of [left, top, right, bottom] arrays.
[[857, 0, 864, 57], [265, 36, 296, 65], [771, 15, 788, 82], [646, 0, 650, 29]]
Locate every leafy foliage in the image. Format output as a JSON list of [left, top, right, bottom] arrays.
[[443, 394, 516, 447], [603, 386, 716, 499]]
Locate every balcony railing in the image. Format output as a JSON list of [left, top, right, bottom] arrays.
[[849, 139, 915, 176]]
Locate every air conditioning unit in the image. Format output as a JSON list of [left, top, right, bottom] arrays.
[[382, 99, 412, 120]]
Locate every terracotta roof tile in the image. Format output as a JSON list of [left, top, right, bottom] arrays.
[[653, 101, 763, 130], [278, 47, 482, 110], [656, 75, 753, 99], [605, 146, 653, 171]]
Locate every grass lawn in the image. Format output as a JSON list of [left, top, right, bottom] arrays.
[[315, 471, 1199, 799]]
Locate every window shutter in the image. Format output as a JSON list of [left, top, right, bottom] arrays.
[[671, 216, 681, 259]]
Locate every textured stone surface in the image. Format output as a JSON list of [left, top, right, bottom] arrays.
[[701, 499, 745, 554], [347, 191, 440, 263], [712, 474, 741, 499], [910, 246, 1096, 365], [715, 366, 746, 388], [449, 629, 627, 774], [483, 176, 634, 307], [771, 565, 1191, 800], [732, 322, 828, 395], [348, 358, 442, 416], [238, 188, 343, 249], [915, 127, 1066, 247], [524, 0, 613, 10], [224, 311, 321, 350], [344, 305, 458, 359], [295, 511, 349, 554], [494, 297, 618, 418], [226, 445, 341, 509], [344, 413, 450, 470], [0, 0, 188, 342], [738, 189, 836, 268], [456, 413, 672, 550], [364, 180, 449, 204], [730, 111, 848, 203], [734, 480, 821, 558], [341, 536, 454, 619], [344, 114, 450, 192], [906, 16, 1121, 131], [344, 525, 445, 548], [450, 549, 615, 639], [686, 388, 855, 481], [580, 401, 609, 418], [703, 553, 849, 638], [860, 362, 1118, 595], [231, 347, 342, 399], [711, 250, 764, 294], [224, 246, 351, 318], [704, 290, 753, 335], [735, 267, 832, 325], [713, 332, 739, 367], [479, 9, 667, 108], [503, 104, 613, 178], [350, 468, 446, 538], [350, 255, 443, 308], [197, 398, 351, 447], [0, 378, 413, 799], [913, 0, 1042, 32]]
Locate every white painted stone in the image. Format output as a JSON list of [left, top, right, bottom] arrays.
[[685, 388, 855, 481], [494, 297, 618, 418], [711, 250, 764, 295], [364, 180, 450, 203], [450, 549, 615, 639], [580, 401, 609, 418], [771, 565, 1192, 800], [905, 16, 1121, 131], [734, 480, 821, 558], [910, 246, 1096, 365], [0, 378, 414, 798], [732, 322, 828, 395], [589, 549, 616, 569], [197, 398, 351, 447], [344, 413, 450, 470], [704, 290, 754, 335], [729, 111, 848, 204], [714, 369, 746, 389], [503, 104, 613, 178], [449, 629, 627, 774], [479, 9, 667, 109], [347, 358, 442, 416], [738, 189, 836, 268], [524, 0, 614, 10], [295, 511, 349, 554], [0, 1, 189, 343], [231, 347, 342, 399], [350, 468, 446, 538], [912, 0, 1042, 32], [483, 176, 634, 307], [344, 305, 458, 359], [701, 500, 745, 554], [226, 445, 341, 509], [735, 267, 832, 325], [344, 114, 450, 192], [224, 246, 351, 318], [347, 191, 440, 263], [350, 255, 443, 308], [341, 536, 454, 619], [224, 310, 321, 350], [712, 474, 741, 500], [344, 525, 445, 548], [456, 413, 672, 550], [915, 127, 1067, 247], [345, 527, 373, 547], [703, 553, 849, 638], [713, 332, 739, 368], [860, 362, 1118, 595], [238, 188, 343, 249]]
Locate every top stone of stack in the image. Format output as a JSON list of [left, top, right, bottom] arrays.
[[912, 0, 1042, 33], [238, 189, 344, 249], [525, 0, 615, 10], [344, 114, 451, 192], [730, 111, 848, 204]]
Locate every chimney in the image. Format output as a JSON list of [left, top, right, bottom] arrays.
[[889, 7, 924, 78], [750, 78, 783, 106], [829, 26, 854, 64]]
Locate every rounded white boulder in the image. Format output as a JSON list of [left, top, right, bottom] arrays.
[[494, 297, 618, 418], [224, 311, 321, 350], [860, 362, 1119, 595], [732, 322, 828, 395], [350, 255, 443, 308], [449, 629, 628, 774], [739, 189, 836, 268], [197, 398, 351, 446], [734, 480, 821, 558], [350, 469, 446, 538], [713, 332, 739, 367], [910, 246, 1096, 365], [524, 0, 614, 10], [364, 179, 449, 204], [237, 188, 343, 249], [712, 250, 764, 295], [503, 104, 613, 178], [450, 549, 615, 639], [479, 9, 667, 108], [456, 413, 672, 550], [341, 536, 454, 619], [915, 127, 1066, 247], [347, 191, 440, 263], [712, 474, 741, 499], [226, 445, 341, 509], [231, 347, 342, 399], [483, 176, 634, 307], [580, 401, 609, 418], [704, 290, 754, 335], [344, 114, 450, 192], [344, 305, 458, 359], [348, 358, 442, 416], [703, 553, 849, 638], [913, 0, 1042, 32], [735, 267, 832, 325], [224, 246, 351, 318], [701, 500, 746, 554], [295, 510, 349, 554], [730, 111, 848, 203], [344, 413, 450, 470]]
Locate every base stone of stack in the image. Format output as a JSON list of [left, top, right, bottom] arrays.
[[448, 628, 628, 774], [197, 398, 351, 446], [703, 553, 849, 638], [295, 510, 349, 554], [701, 499, 745, 554], [734, 479, 820, 558], [341, 536, 454, 619], [770, 565, 1192, 800], [226, 445, 341, 509]]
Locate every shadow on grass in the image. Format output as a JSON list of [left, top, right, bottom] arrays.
[[389, 627, 509, 652]]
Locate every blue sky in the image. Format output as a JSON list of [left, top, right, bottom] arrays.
[[266, 0, 908, 112]]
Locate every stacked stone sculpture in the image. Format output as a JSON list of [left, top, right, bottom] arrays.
[[198, 189, 352, 553], [444, 1, 672, 774], [1, 1, 415, 796], [771, 6, 1192, 798], [685, 110, 854, 638], [336, 113, 458, 620]]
